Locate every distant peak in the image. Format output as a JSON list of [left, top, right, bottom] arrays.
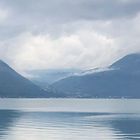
[[111, 53, 140, 70]]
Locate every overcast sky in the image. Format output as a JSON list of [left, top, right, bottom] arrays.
[[0, 0, 140, 74]]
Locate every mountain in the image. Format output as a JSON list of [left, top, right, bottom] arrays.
[[51, 53, 140, 98], [0, 60, 51, 98], [26, 69, 81, 89], [111, 53, 140, 72]]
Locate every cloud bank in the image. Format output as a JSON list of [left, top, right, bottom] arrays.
[[0, 0, 140, 74]]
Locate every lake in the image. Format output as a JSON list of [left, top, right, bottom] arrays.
[[0, 99, 140, 140]]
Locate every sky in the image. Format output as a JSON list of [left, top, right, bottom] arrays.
[[0, 0, 140, 74]]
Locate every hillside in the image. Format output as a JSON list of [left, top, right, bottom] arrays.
[[51, 53, 140, 98], [0, 60, 51, 98]]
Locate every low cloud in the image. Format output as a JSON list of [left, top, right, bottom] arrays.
[[0, 0, 140, 74], [0, 30, 117, 71]]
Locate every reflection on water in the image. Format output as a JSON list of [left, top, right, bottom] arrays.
[[0, 100, 140, 140], [0, 110, 21, 139], [0, 110, 140, 140]]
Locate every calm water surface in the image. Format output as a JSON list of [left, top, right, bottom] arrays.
[[0, 99, 140, 140]]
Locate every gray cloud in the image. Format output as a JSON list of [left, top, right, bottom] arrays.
[[0, 0, 140, 36], [0, 0, 140, 74], [1, 0, 140, 20]]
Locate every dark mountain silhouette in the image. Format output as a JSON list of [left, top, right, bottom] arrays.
[[51, 53, 140, 98], [0, 60, 51, 98]]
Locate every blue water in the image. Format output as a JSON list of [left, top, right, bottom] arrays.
[[0, 99, 140, 140]]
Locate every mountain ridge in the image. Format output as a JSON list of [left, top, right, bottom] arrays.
[[0, 60, 51, 98], [51, 53, 140, 98]]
